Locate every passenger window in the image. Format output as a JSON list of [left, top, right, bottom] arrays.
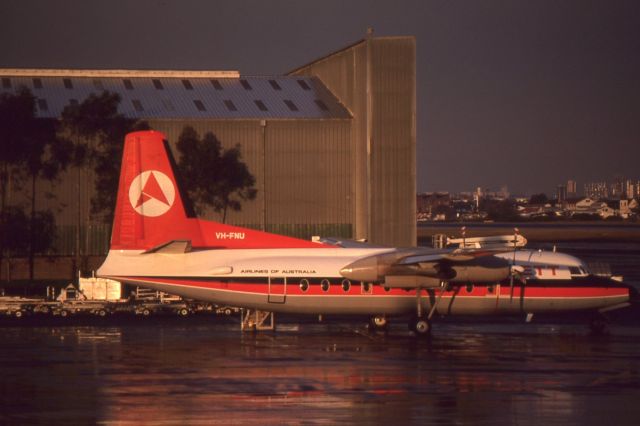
[[299, 279, 309, 292], [361, 282, 372, 294], [466, 283, 474, 293], [321, 279, 330, 292], [341, 279, 351, 292]]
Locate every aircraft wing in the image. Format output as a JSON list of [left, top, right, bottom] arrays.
[[340, 248, 513, 288]]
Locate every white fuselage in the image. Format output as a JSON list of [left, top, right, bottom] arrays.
[[98, 247, 392, 280], [97, 247, 630, 317]]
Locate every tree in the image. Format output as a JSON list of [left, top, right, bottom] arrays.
[[0, 87, 35, 194], [0, 88, 34, 267], [23, 117, 73, 280], [0, 88, 74, 281], [61, 91, 147, 223], [0, 207, 29, 281], [481, 198, 519, 222], [529, 193, 548, 205], [176, 127, 257, 223], [60, 91, 145, 273]]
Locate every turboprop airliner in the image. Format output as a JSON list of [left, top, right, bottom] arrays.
[[97, 131, 634, 335]]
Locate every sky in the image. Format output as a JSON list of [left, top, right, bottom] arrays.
[[2, 0, 639, 195]]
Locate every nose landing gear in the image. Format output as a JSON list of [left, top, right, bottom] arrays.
[[369, 314, 388, 332]]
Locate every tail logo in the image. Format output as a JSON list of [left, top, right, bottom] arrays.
[[128, 170, 176, 217]]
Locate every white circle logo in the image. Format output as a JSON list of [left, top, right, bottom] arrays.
[[128, 171, 176, 217]]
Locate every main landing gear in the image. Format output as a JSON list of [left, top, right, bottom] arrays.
[[408, 317, 431, 335], [409, 282, 448, 337]]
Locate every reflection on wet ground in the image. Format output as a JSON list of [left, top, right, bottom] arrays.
[[1, 319, 639, 425]]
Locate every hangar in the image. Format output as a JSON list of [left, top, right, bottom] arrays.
[[0, 35, 415, 279]]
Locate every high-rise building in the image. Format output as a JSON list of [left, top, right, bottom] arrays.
[[557, 184, 567, 203], [611, 175, 625, 199], [625, 180, 636, 199], [567, 179, 577, 197], [584, 182, 608, 199]]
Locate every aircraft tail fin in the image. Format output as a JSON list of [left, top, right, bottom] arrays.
[[110, 130, 325, 250]]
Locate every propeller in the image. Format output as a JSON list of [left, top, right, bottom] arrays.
[[461, 226, 466, 248], [509, 227, 521, 300]]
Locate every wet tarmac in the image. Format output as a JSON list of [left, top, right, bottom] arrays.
[[1, 318, 639, 425], [1, 239, 640, 425]]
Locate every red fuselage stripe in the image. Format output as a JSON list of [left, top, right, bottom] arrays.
[[118, 277, 629, 298]]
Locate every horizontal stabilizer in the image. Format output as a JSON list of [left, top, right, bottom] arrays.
[[144, 240, 192, 254]]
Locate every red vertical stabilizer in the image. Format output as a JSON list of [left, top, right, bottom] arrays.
[[110, 131, 326, 250]]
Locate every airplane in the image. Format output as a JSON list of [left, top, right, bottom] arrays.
[[97, 130, 635, 335]]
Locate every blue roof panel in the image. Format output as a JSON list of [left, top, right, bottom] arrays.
[[0, 73, 351, 120]]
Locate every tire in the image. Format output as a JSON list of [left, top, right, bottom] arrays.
[[409, 317, 431, 336], [97, 309, 107, 317], [14, 310, 23, 319], [178, 308, 189, 317], [60, 310, 69, 318], [142, 308, 151, 317], [224, 308, 232, 316], [369, 315, 388, 331]]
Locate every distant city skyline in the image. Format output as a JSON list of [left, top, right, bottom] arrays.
[[2, 1, 639, 194], [422, 175, 640, 199]]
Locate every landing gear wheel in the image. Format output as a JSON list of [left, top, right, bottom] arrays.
[[409, 317, 431, 336], [369, 315, 388, 332]]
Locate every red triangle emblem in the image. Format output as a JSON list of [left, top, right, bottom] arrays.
[[137, 172, 170, 207]]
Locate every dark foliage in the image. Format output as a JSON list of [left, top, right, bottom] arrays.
[[0, 207, 29, 256], [60, 91, 147, 223], [529, 193, 549, 205], [481, 198, 519, 222], [176, 127, 257, 222], [0, 88, 67, 279]]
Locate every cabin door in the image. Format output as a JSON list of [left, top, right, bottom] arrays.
[[268, 277, 286, 304]]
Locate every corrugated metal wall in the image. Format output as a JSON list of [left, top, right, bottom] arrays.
[[264, 120, 352, 226], [30, 136, 106, 256], [370, 38, 417, 246], [290, 37, 417, 247], [147, 119, 354, 240], [290, 42, 370, 243]]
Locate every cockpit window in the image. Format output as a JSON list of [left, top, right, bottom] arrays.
[[570, 266, 589, 276]]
